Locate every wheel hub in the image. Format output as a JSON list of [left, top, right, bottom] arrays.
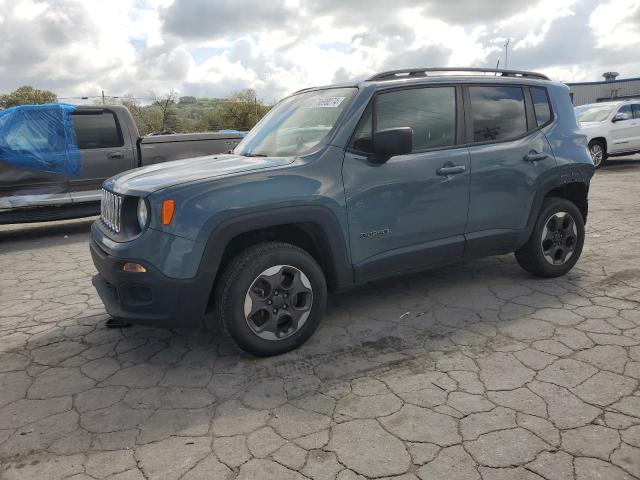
[[590, 144, 603, 167], [540, 211, 578, 266], [271, 295, 285, 309], [552, 231, 564, 244], [243, 265, 313, 341]]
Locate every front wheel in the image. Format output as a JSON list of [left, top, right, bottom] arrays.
[[588, 140, 607, 169], [214, 242, 327, 356], [515, 197, 585, 277]]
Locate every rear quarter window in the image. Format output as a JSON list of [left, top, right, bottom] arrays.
[[531, 87, 552, 126], [469, 86, 527, 143], [72, 112, 123, 149]]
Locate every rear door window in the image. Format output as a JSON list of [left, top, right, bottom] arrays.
[[72, 112, 123, 149], [531, 87, 552, 126], [469, 86, 527, 143]]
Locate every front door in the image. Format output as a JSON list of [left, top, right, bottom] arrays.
[[610, 104, 640, 154], [69, 110, 136, 201], [464, 85, 556, 254], [342, 85, 470, 281]]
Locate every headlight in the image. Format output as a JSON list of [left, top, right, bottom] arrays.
[[136, 198, 148, 230]]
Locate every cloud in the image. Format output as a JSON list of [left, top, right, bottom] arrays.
[[422, 0, 535, 25], [0, 0, 639, 103], [0, 0, 136, 95], [499, 0, 640, 81], [161, 0, 293, 40]]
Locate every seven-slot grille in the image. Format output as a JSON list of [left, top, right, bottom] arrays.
[[101, 189, 123, 233]]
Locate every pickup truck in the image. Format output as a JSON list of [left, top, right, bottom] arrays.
[[0, 105, 243, 223]]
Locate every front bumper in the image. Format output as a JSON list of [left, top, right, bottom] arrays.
[[90, 239, 206, 329]]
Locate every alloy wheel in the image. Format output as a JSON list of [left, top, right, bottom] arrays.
[[590, 144, 603, 168], [243, 265, 313, 341], [540, 212, 578, 266]]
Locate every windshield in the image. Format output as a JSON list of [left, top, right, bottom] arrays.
[[574, 105, 613, 123], [234, 87, 357, 157]]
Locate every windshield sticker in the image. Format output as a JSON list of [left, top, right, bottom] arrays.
[[308, 97, 346, 108]]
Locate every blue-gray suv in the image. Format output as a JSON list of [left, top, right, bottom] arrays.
[[91, 67, 595, 356]]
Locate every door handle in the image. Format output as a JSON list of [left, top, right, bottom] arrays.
[[437, 165, 466, 176], [107, 152, 124, 159], [524, 151, 548, 162]]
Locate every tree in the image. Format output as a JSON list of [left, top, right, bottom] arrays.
[[121, 96, 162, 136], [0, 85, 58, 109], [151, 89, 178, 132], [196, 109, 222, 132], [121, 89, 270, 136], [178, 96, 197, 105], [217, 89, 270, 131]]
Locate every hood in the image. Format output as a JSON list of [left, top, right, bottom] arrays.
[[104, 153, 293, 196], [578, 121, 605, 129]]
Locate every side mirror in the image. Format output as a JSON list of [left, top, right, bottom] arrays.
[[370, 127, 413, 163], [613, 112, 629, 122]]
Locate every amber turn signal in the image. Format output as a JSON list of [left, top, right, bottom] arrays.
[[122, 262, 146, 273], [162, 199, 175, 225]]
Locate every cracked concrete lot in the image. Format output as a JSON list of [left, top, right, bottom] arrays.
[[1, 157, 640, 480]]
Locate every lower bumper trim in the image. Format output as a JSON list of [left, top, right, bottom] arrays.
[[90, 239, 205, 329]]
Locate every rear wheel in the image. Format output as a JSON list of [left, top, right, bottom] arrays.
[[588, 140, 607, 168], [515, 197, 585, 277], [214, 242, 327, 356]]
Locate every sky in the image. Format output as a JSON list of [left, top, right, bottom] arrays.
[[0, 0, 639, 104]]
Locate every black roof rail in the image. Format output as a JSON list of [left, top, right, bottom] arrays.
[[367, 67, 550, 81]]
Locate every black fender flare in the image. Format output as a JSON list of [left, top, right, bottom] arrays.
[[521, 163, 593, 246], [195, 205, 354, 298]]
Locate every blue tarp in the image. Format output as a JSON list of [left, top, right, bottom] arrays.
[[219, 129, 247, 137], [0, 103, 81, 176]]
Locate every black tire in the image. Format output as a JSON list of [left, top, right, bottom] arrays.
[[515, 197, 585, 278], [588, 140, 607, 169], [214, 241, 327, 356]]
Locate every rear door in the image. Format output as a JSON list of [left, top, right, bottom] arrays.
[[343, 84, 470, 280], [464, 84, 556, 255], [629, 104, 640, 151], [69, 109, 136, 201], [0, 114, 71, 208], [609, 104, 640, 153]]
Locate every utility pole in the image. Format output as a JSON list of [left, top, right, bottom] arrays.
[[504, 39, 510, 69], [102, 90, 105, 105]]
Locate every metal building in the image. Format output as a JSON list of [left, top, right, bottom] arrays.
[[567, 72, 640, 106]]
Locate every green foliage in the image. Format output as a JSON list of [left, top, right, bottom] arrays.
[[123, 89, 271, 136], [0, 85, 271, 135], [217, 89, 272, 131], [0, 85, 58, 109]]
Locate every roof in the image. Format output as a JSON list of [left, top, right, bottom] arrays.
[[361, 75, 553, 89], [566, 77, 640, 86], [293, 67, 554, 95], [366, 67, 549, 81], [574, 99, 636, 108]]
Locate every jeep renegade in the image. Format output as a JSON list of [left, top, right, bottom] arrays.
[[91, 68, 595, 356]]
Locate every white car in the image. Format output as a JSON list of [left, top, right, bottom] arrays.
[[574, 100, 640, 168]]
